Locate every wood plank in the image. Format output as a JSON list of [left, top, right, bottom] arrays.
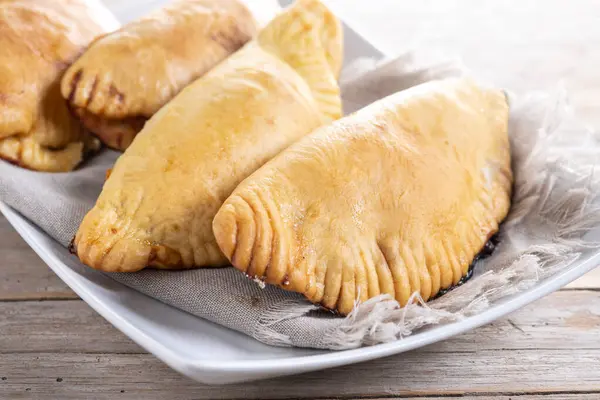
[[567, 267, 600, 289], [365, 397, 600, 400], [0, 301, 142, 354], [0, 291, 599, 398], [0, 350, 599, 399], [0, 216, 76, 300], [2, 291, 600, 354]]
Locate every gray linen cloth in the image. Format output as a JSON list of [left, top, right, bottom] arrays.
[[2, 53, 600, 349]]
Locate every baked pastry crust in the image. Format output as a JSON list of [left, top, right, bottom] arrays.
[[61, 0, 258, 150], [213, 78, 512, 315], [74, 0, 343, 272], [0, 134, 100, 173], [0, 0, 108, 172]]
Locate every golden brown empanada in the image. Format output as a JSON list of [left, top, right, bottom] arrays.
[[61, 0, 258, 151], [213, 78, 512, 315], [0, 0, 110, 172], [74, 0, 343, 272], [0, 134, 100, 173]]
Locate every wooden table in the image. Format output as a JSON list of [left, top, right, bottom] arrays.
[[2, 0, 600, 398]]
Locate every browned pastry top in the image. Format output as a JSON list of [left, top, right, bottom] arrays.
[[60, 0, 258, 150], [214, 78, 512, 315]]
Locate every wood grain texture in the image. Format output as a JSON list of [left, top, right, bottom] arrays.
[[366, 397, 600, 400], [1, 291, 600, 399], [0, 216, 76, 300], [567, 268, 600, 289], [1, 350, 600, 399], [0, 301, 142, 354]]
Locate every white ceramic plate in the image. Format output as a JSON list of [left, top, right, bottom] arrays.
[[3, 0, 600, 385]]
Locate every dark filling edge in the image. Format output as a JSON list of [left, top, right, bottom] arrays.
[[432, 234, 499, 300], [312, 234, 501, 315]]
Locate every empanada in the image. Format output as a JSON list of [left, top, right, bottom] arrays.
[[0, 134, 100, 173], [61, 0, 258, 150], [213, 78, 512, 315], [74, 0, 343, 272], [0, 0, 111, 171]]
